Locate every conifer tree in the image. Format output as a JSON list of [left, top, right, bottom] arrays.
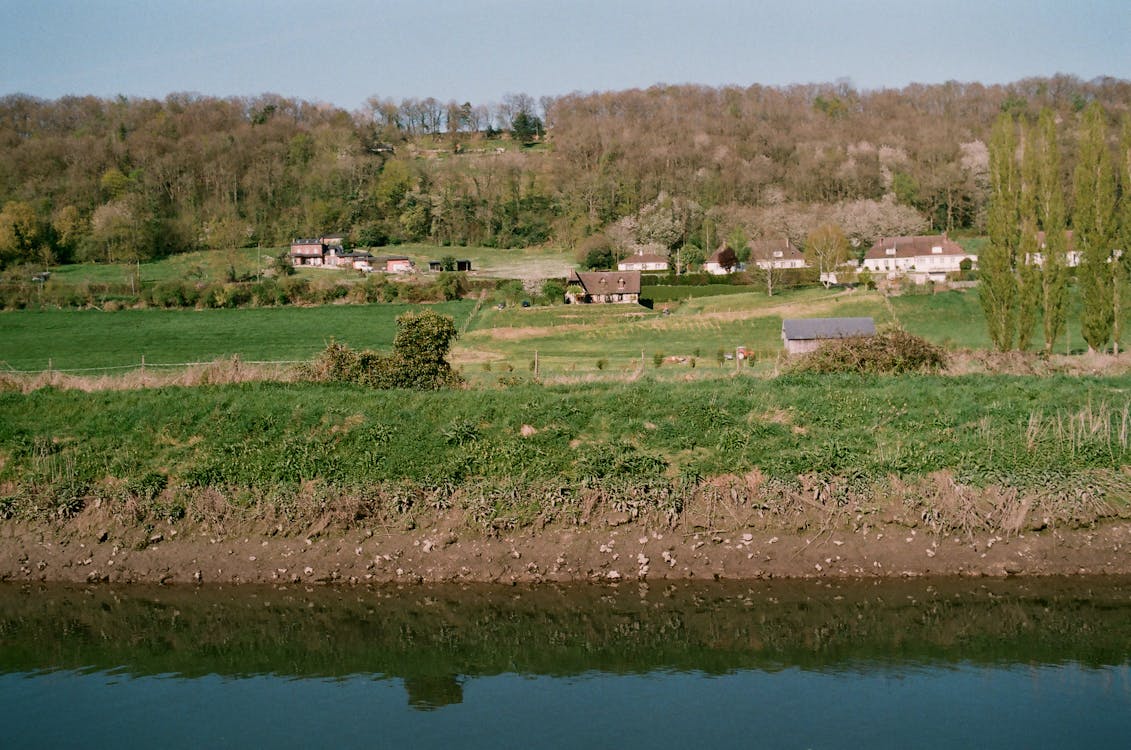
[[1074, 103, 1116, 353], [1037, 109, 1069, 355], [981, 113, 1020, 351]]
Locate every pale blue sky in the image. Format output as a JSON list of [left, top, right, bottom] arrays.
[[2, 0, 1128, 110]]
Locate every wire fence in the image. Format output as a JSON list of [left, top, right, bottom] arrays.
[[1, 357, 313, 376]]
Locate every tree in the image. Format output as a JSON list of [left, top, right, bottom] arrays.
[[1074, 103, 1117, 353], [678, 243, 705, 273], [0, 201, 46, 268], [750, 256, 786, 297], [1036, 109, 1069, 355], [980, 113, 1021, 351], [510, 110, 544, 144], [1113, 115, 1131, 354], [1015, 121, 1041, 351], [804, 223, 849, 287], [390, 309, 461, 389]]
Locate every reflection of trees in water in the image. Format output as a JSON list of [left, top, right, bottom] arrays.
[[404, 674, 463, 710], [3, 580, 1131, 679]]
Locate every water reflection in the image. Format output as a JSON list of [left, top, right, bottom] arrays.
[[3, 578, 1131, 686], [2, 578, 1131, 748]]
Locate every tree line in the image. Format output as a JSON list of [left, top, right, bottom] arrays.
[[981, 103, 1131, 354], [1, 76, 1129, 274]]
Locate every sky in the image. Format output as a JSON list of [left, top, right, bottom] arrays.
[[2, 0, 1129, 111]]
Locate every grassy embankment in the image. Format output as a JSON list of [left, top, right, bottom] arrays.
[[1, 375, 1128, 535]]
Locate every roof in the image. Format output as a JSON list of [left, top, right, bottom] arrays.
[[570, 270, 642, 295], [748, 238, 803, 261], [706, 246, 738, 264], [619, 252, 669, 265], [782, 317, 876, 341], [865, 235, 967, 259]]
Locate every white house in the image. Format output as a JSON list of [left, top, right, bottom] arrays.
[[749, 239, 807, 270], [618, 249, 669, 272], [861, 234, 975, 283], [702, 246, 739, 275]]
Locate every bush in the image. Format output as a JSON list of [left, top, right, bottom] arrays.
[[786, 330, 947, 375], [310, 310, 463, 390]]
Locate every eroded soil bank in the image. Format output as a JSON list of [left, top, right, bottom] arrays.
[[4, 510, 1130, 585]]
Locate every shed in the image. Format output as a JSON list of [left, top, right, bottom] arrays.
[[782, 317, 875, 355]]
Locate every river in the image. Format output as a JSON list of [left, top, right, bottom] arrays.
[[2, 578, 1130, 748]]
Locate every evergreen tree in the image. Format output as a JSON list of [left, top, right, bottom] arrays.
[[1074, 103, 1116, 353], [1037, 109, 1069, 355], [981, 113, 1020, 351]]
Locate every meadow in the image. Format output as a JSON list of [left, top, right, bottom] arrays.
[[0, 276, 1107, 379], [0, 301, 475, 371]]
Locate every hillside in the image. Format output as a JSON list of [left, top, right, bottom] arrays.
[[3, 76, 1129, 273]]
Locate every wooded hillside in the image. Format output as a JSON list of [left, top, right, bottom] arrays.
[[1, 76, 1129, 269]]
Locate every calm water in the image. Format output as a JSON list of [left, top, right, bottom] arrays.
[[2, 578, 1131, 749]]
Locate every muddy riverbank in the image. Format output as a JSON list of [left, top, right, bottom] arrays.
[[4, 509, 1130, 585]]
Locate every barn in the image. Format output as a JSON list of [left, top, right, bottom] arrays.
[[781, 317, 876, 355]]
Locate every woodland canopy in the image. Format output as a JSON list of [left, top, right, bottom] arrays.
[[1, 76, 1129, 270]]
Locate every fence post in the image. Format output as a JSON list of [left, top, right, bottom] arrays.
[[140, 354, 145, 373]]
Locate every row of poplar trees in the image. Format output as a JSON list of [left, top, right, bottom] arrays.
[[981, 103, 1131, 354]]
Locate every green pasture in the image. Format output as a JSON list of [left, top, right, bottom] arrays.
[[0, 301, 475, 372], [0, 278, 1113, 376], [48, 247, 279, 286]]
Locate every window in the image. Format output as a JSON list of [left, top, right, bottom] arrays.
[[886, 248, 896, 256]]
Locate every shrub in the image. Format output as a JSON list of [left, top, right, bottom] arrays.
[[310, 310, 463, 390], [786, 329, 947, 375]]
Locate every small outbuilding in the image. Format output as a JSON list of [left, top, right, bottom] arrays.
[[782, 317, 875, 355]]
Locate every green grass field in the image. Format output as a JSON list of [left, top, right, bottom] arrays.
[[0, 274, 1114, 377], [0, 301, 475, 371]]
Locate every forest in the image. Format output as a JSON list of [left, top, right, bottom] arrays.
[[1, 75, 1130, 271]]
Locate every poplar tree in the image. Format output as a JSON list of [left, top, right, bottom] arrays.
[[1074, 103, 1116, 353], [1015, 120, 1042, 351], [981, 113, 1020, 351], [1037, 109, 1069, 355], [1114, 115, 1131, 354]]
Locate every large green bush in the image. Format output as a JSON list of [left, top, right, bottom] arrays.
[[311, 309, 462, 390]]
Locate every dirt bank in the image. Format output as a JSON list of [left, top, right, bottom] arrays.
[[4, 511, 1130, 585]]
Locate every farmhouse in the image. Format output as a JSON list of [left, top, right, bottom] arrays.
[[861, 234, 975, 283], [289, 236, 373, 270], [749, 239, 806, 270], [566, 270, 641, 304], [782, 317, 876, 355], [618, 249, 669, 272]]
